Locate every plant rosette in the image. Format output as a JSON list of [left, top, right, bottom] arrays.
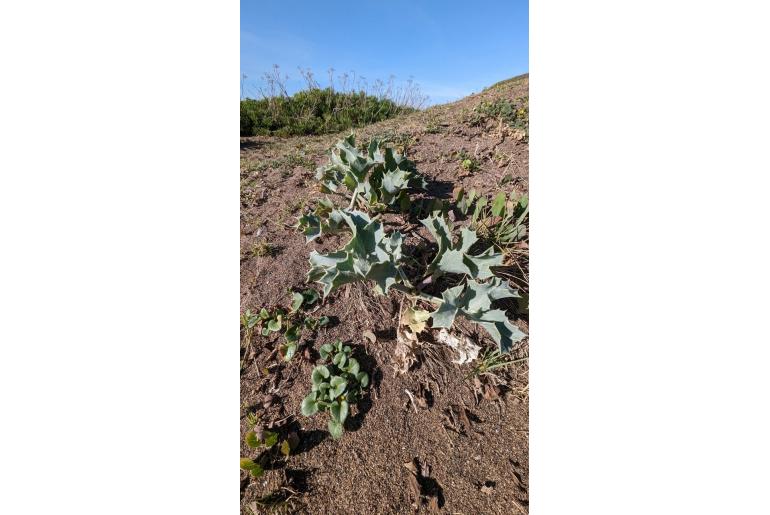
[[300, 340, 370, 439]]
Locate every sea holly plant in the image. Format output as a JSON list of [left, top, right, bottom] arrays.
[[307, 209, 407, 298], [296, 136, 528, 354], [430, 278, 526, 352], [300, 340, 370, 439], [295, 197, 347, 242], [314, 135, 427, 212], [421, 213, 503, 280]]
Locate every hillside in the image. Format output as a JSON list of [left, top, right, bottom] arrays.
[[240, 74, 529, 514]]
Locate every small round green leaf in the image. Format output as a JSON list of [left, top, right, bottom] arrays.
[[301, 394, 319, 416], [301, 289, 319, 306], [284, 324, 299, 343], [282, 343, 297, 361], [312, 365, 330, 384], [263, 431, 279, 449], [333, 352, 346, 368], [245, 431, 259, 448], [357, 372, 369, 388], [347, 358, 360, 376], [328, 419, 343, 440], [330, 401, 342, 422], [329, 377, 347, 399], [240, 457, 257, 470], [319, 343, 333, 360], [290, 292, 304, 312]]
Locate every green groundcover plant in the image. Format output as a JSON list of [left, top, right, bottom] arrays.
[[301, 340, 370, 439]]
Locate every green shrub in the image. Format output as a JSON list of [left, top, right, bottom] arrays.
[[240, 88, 416, 137]]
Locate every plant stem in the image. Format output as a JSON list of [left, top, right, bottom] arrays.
[[348, 190, 359, 210], [391, 283, 442, 305]]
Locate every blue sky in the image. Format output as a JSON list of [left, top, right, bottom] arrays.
[[240, 0, 528, 105]]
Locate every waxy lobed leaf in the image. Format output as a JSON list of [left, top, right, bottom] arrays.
[[314, 136, 426, 212], [307, 209, 405, 298], [421, 215, 503, 280], [430, 278, 527, 352]]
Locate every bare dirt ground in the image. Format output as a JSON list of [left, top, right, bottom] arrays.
[[241, 75, 529, 514]]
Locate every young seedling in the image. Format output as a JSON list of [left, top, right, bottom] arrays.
[[240, 428, 279, 478], [242, 288, 328, 364], [240, 426, 300, 478], [300, 340, 370, 439]]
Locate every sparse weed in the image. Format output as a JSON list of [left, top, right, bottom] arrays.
[[470, 348, 513, 377], [424, 112, 443, 134], [240, 423, 300, 479], [454, 188, 528, 248], [458, 150, 479, 173], [252, 240, 276, 257], [241, 289, 328, 364], [467, 97, 529, 139], [469, 347, 529, 382]]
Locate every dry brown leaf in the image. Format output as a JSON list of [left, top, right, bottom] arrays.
[[402, 307, 430, 334], [437, 328, 481, 364], [393, 322, 418, 375]]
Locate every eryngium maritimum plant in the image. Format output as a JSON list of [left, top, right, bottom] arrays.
[[307, 209, 407, 298], [430, 278, 526, 352], [421, 213, 504, 280], [315, 135, 427, 212]]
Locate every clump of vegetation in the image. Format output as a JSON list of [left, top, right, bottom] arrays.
[[240, 67, 428, 137], [240, 423, 300, 478], [240, 90, 411, 137], [470, 347, 528, 378], [252, 240, 276, 257], [301, 340, 370, 439], [296, 135, 428, 240], [457, 150, 479, 174], [369, 129, 417, 155], [240, 289, 328, 364], [466, 96, 529, 139], [314, 135, 427, 213], [240, 428, 280, 478], [295, 136, 528, 353], [454, 189, 529, 247], [424, 112, 444, 134]]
